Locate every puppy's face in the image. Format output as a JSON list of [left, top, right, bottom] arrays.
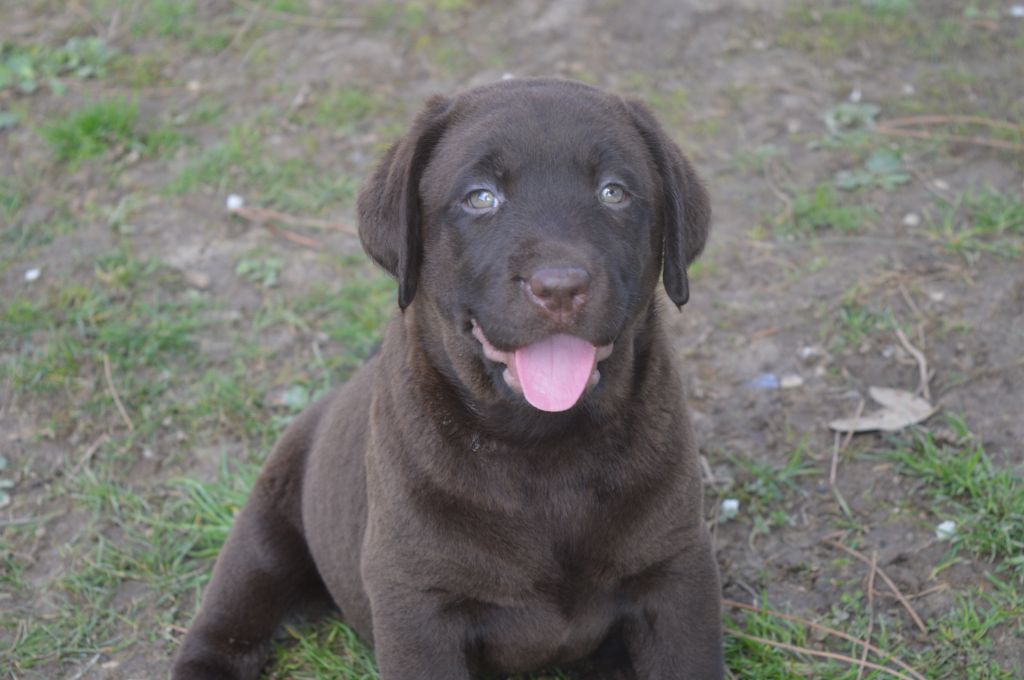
[[358, 79, 709, 414]]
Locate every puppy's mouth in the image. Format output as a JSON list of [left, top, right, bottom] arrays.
[[470, 319, 613, 412]]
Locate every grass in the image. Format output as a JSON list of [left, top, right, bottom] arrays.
[[167, 124, 358, 213], [311, 87, 378, 130], [726, 583, 1023, 679], [883, 416, 1024, 583], [726, 440, 819, 536], [928, 188, 1024, 261], [4, 454, 261, 674], [130, 0, 197, 37], [777, 184, 871, 239], [777, 2, 975, 60], [829, 296, 897, 351], [40, 98, 181, 165]]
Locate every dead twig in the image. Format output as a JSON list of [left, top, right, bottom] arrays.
[[879, 115, 1022, 132], [897, 283, 923, 320], [895, 327, 931, 402], [764, 160, 794, 225], [220, 1, 259, 56], [64, 653, 101, 680], [875, 116, 1024, 153], [726, 629, 918, 680], [724, 599, 925, 680], [68, 434, 110, 478], [229, 0, 363, 29], [823, 539, 928, 634], [102, 354, 134, 433], [938, 356, 1024, 397], [830, 399, 864, 487], [264, 223, 324, 250], [231, 205, 357, 235], [878, 582, 950, 601], [857, 550, 879, 680], [0, 512, 61, 528]]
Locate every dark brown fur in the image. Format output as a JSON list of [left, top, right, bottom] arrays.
[[173, 78, 723, 679]]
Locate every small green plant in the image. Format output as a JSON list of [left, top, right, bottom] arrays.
[[733, 144, 780, 173], [236, 252, 285, 288], [314, 87, 377, 129], [131, 0, 196, 37], [779, 184, 869, 238], [0, 37, 117, 95], [0, 177, 25, 221], [831, 301, 895, 350], [824, 102, 880, 136], [930, 188, 1024, 260], [40, 98, 179, 164], [730, 442, 818, 535], [858, 0, 913, 15], [834, 148, 911, 191]]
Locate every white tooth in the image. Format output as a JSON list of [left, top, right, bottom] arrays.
[[502, 367, 522, 392]]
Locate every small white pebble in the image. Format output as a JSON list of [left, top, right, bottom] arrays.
[[902, 212, 921, 227], [501, 72, 515, 80], [187, 80, 202, 93], [933, 179, 951, 191], [780, 374, 804, 389], [928, 289, 946, 303], [849, 88, 862, 103], [720, 498, 740, 521], [1011, 5, 1024, 18], [799, 345, 824, 360], [226, 194, 245, 212], [24, 267, 41, 282], [901, 83, 915, 96], [936, 520, 957, 540]]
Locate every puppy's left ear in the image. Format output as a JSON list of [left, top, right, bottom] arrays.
[[626, 100, 710, 308], [357, 95, 451, 309]]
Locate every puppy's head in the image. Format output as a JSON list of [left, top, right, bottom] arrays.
[[358, 78, 709, 414]]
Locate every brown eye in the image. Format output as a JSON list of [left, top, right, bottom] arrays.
[[599, 183, 626, 204], [466, 189, 498, 210]]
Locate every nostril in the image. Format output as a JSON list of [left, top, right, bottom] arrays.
[[528, 267, 591, 311]]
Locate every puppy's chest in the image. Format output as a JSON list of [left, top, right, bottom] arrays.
[[463, 563, 621, 674]]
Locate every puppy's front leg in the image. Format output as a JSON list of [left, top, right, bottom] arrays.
[[623, 534, 724, 680], [368, 584, 474, 680]]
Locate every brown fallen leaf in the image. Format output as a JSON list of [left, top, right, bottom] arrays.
[[828, 386, 935, 433]]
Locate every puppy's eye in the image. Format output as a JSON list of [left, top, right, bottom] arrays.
[[599, 183, 627, 205], [465, 189, 499, 211]]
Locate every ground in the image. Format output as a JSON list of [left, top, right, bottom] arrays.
[[1, 1, 1023, 679]]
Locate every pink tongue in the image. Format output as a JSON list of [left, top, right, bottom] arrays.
[[513, 334, 597, 412]]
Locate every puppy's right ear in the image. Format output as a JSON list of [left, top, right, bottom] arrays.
[[357, 95, 451, 310]]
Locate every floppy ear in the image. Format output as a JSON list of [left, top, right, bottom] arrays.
[[625, 100, 710, 308], [357, 95, 451, 310]]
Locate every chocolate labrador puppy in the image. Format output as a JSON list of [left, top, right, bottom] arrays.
[[173, 77, 722, 679]]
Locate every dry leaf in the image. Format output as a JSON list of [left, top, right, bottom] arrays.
[[828, 386, 934, 433]]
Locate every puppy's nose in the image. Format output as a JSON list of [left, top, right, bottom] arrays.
[[527, 267, 590, 317]]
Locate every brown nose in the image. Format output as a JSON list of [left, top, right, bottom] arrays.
[[527, 266, 590, 317]]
